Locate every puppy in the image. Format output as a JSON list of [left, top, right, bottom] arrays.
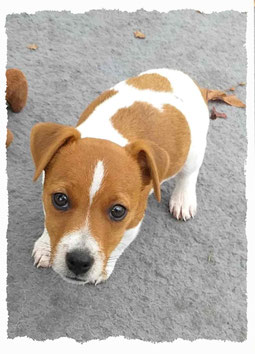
[[31, 69, 209, 285]]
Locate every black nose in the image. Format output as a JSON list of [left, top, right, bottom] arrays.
[[66, 250, 94, 275]]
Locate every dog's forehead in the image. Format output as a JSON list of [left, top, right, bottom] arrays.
[[45, 138, 139, 192]]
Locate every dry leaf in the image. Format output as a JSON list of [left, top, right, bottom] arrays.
[[27, 43, 38, 50], [239, 82, 246, 86], [210, 106, 227, 120], [221, 95, 246, 108], [229, 87, 235, 91], [206, 89, 245, 108], [207, 89, 226, 101], [134, 31, 146, 39], [6, 128, 14, 148]]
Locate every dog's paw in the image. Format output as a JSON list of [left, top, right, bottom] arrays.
[[32, 234, 51, 268], [94, 272, 109, 286], [169, 191, 197, 221]]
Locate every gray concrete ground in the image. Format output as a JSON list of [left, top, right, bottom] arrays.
[[6, 10, 247, 342]]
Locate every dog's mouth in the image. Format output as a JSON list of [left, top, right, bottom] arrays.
[[67, 276, 84, 282], [62, 275, 88, 284]]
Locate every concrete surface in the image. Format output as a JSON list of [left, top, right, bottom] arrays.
[[6, 10, 247, 342]]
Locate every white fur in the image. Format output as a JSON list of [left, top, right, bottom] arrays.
[[76, 95, 129, 145], [169, 170, 199, 220], [52, 220, 105, 285], [89, 160, 104, 205], [105, 220, 143, 277], [32, 171, 51, 268], [41, 170, 45, 185], [32, 227, 51, 268]]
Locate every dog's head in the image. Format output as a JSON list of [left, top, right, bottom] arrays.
[[30, 122, 169, 284]]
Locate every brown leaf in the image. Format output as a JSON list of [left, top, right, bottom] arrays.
[[6, 128, 14, 147], [210, 106, 227, 120], [134, 31, 146, 39], [239, 82, 246, 86], [221, 95, 246, 108], [207, 89, 226, 101], [27, 43, 38, 50], [206, 89, 245, 107], [229, 87, 235, 91]]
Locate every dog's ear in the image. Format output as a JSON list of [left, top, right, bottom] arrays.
[[30, 122, 81, 181], [125, 139, 170, 202]]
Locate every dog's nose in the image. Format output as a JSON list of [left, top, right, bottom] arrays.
[[66, 250, 94, 275]]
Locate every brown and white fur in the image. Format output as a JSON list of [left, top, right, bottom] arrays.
[[31, 69, 209, 285]]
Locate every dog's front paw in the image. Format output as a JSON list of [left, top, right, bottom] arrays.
[[94, 274, 107, 286], [169, 192, 197, 221], [32, 230, 51, 268]]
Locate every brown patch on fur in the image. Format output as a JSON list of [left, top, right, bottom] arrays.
[[111, 102, 191, 179], [42, 141, 93, 258], [126, 73, 172, 92], [30, 122, 81, 181], [6, 68, 28, 112], [77, 89, 118, 126]]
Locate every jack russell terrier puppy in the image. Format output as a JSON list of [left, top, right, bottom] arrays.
[[31, 69, 209, 285]]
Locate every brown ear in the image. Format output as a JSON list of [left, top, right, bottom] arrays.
[[30, 122, 81, 181], [125, 139, 170, 202]]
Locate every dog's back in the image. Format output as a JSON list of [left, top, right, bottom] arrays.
[[77, 69, 209, 179]]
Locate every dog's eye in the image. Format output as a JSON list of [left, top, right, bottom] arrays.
[[109, 204, 127, 221], [52, 193, 69, 211]]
